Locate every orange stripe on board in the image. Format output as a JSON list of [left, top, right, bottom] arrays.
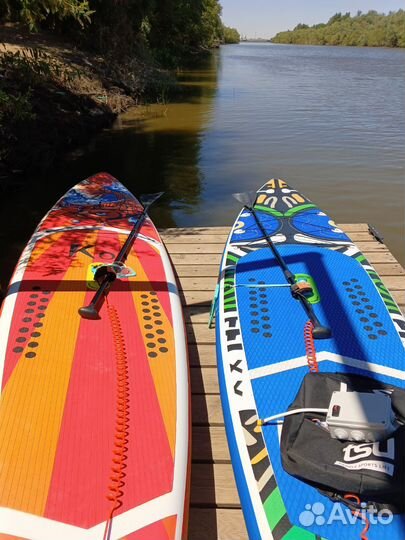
[[163, 515, 177, 539], [26, 232, 64, 269], [0, 237, 93, 516], [0, 534, 26, 539], [126, 244, 177, 457], [120, 517, 173, 539]]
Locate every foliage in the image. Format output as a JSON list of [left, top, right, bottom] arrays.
[[0, 88, 34, 126], [0, 46, 82, 161], [80, 0, 150, 56], [146, 0, 224, 66], [0, 44, 111, 172], [223, 25, 240, 44], [0, 0, 227, 65], [1, 0, 93, 29], [0, 86, 35, 162], [0, 47, 81, 87], [272, 10, 405, 48]]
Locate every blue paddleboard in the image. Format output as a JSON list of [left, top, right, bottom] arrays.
[[215, 179, 405, 540]]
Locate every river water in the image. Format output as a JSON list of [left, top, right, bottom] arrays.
[[1, 43, 404, 288]]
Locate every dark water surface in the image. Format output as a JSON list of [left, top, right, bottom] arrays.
[[1, 43, 404, 289]]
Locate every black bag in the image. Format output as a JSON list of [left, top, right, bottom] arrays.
[[280, 373, 405, 513]]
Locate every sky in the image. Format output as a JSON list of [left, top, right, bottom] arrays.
[[220, 0, 405, 39]]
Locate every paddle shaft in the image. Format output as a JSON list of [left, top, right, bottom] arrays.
[[247, 205, 295, 284], [245, 205, 331, 339], [79, 202, 152, 319]]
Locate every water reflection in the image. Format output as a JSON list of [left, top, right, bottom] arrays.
[[66, 53, 220, 224], [0, 53, 220, 289]]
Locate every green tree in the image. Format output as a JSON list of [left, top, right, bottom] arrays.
[[294, 23, 308, 30], [272, 10, 405, 48], [223, 25, 240, 44], [146, 0, 223, 65], [4, 0, 93, 29], [1, 0, 226, 63]]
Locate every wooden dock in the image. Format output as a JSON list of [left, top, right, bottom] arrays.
[[160, 224, 405, 540]]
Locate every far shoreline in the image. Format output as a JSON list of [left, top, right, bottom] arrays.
[[239, 41, 405, 51]]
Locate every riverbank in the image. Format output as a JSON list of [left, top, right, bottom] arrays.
[[271, 10, 405, 48], [0, 24, 174, 188]]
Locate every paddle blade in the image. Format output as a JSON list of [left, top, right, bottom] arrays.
[[232, 191, 257, 208], [78, 305, 101, 320], [139, 191, 164, 209]]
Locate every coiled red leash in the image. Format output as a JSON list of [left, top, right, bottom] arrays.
[[304, 320, 319, 373], [103, 303, 130, 540]]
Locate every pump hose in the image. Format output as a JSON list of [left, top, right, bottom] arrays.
[[305, 324, 370, 540], [344, 494, 370, 540]]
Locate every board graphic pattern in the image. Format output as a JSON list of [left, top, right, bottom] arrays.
[[0, 173, 189, 540], [216, 179, 405, 540]]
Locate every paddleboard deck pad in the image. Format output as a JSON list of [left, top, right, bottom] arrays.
[[215, 179, 405, 540], [0, 173, 190, 540]]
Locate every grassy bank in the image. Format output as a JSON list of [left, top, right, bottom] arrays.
[[0, 24, 177, 187]]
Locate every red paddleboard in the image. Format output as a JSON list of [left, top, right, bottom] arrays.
[[0, 173, 190, 540]]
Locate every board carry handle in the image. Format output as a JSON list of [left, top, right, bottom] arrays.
[[233, 192, 332, 339], [208, 283, 220, 329], [78, 191, 164, 320]]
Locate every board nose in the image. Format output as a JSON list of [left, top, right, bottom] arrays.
[[254, 178, 315, 217]]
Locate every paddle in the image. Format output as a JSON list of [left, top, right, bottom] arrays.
[[233, 192, 331, 339], [78, 191, 164, 320]]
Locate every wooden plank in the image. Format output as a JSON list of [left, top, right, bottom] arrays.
[[191, 463, 240, 507], [187, 324, 215, 345], [379, 276, 405, 290], [348, 242, 397, 254], [173, 265, 221, 277], [350, 263, 404, 276], [181, 290, 213, 305], [191, 366, 219, 395], [179, 276, 216, 291], [163, 234, 228, 244], [393, 290, 405, 307], [183, 304, 211, 323], [166, 238, 395, 255], [170, 253, 222, 265], [192, 426, 231, 463], [192, 394, 224, 426], [184, 305, 212, 324], [189, 508, 247, 540], [164, 231, 385, 245], [339, 224, 370, 232], [161, 227, 230, 235], [362, 250, 403, 263], [188, 343, 217, 367], [165, 243, 223, 254], [162, 224, 370, 236]]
